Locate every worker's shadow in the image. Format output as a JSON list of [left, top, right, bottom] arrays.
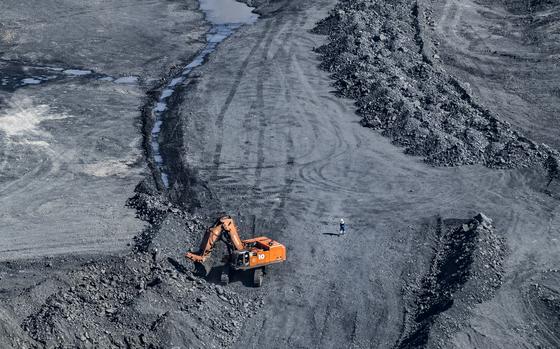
[[322, 232, 340, 236]]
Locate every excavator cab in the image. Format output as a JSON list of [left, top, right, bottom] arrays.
[[185, 215, 286, 287], [233, 250, 250, 268]]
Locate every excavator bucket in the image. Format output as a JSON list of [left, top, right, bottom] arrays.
[[186, 251, 205, 263], [186, 250, 211, 276]]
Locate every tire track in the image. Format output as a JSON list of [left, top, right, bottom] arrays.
[[520, 272, 560, 348], [211, 19, 274, 182], [253, 18, 279, 188]]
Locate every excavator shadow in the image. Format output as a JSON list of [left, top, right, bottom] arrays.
[[206, 264, 257, 288]]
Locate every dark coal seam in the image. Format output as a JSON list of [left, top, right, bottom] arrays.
[[395, 217, 476, 349]]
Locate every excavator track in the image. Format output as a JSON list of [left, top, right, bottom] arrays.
[[253, 267, 264, 287]]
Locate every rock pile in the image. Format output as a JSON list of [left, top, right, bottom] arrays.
[[16, 217, 263, 349], [8, 180, 264, 348], [313, 0, 558, 169], [21, 251, 261, 348], [397, 213, 505, 349], [522, 270, 560, 348]]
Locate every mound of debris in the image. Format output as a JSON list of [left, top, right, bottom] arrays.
[[397, 213, 506, 349], [313, 0, 558, 169], [22, 250, 261, 348], [521, 270, 560, 348], [0, 180, 263, 348]]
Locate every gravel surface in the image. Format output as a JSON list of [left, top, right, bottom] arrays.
[[0, 0, 559, 348]]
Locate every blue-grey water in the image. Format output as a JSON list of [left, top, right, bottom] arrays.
[[150, 0, 258, 188]]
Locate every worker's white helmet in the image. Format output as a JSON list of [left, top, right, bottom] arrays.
[[340, 219, 344, 224]]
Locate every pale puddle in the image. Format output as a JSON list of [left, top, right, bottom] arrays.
[[0, 66, 139, 89], [0, 96, 72, 146], [150, 0, 258, 188], [62, 69, 93, 76], [199, 0, 259, 24]]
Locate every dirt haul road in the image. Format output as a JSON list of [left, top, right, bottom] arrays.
[[164, 0, 560, 348]]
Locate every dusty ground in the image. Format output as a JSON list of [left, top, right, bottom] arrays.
[[0, 82, 146, 259], [430, 0, 560, 150], [167, 0, 560, 347], [0, 0, 208, 259], [0, 0, 559, 348], [0, 0, 207, 80]]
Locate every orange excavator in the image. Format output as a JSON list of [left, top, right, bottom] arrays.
[[186, 215, 286, 287]]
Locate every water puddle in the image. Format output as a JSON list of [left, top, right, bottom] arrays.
[[114, 76, 139, 84], [21, 78, 41, 85], [0, 62, 140, 91], [149, 0, 258, 188], [62, 69, 93, 76], [199, 0, 259, 24]]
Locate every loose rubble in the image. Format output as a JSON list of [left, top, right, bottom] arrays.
[[313, 0, 559, 169], [545, 154, 560, 187], [520, 270, 560, 348], [21, 252, 261, 348], [397, 213, 506, 348], [0, 180, 263, 348]]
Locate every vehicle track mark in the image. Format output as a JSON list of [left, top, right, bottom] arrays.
[[211, 19, 273, 182], [253, 18, 280, 187]]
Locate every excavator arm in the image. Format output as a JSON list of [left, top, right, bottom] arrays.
[[186, 216, 245, 263]]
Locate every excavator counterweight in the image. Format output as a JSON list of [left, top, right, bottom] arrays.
[[185, 216, 286, 287]]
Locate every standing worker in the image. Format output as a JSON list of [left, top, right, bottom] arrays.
[[339, 218, 346, 235]]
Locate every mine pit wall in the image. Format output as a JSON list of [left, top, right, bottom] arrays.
[[140, 78, 208, 212]]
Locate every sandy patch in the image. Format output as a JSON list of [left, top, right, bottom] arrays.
[[0, 30, 16, 44], [0, 96, 72, 146], [80, 158, 140, 178]]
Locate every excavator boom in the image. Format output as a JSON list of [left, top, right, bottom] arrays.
[[186, 216, 244, 263]]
